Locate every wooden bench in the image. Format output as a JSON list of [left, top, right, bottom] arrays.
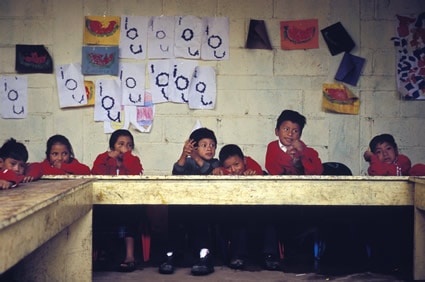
[[1, 175, 424, 280]]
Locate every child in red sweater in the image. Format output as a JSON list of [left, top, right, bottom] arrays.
[[0, 138, 41, 189], [363, 133, 411, 176], [40, 134, 90, 175], [215, 144, 280, 271], [92, 129, 143, 272], [265, 110, 323, 175]]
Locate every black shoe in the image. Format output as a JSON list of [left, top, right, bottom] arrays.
[[229, 257, 245, 270], [264, 254, 280, 271], [191, 253, 214, 276], [159, 254, 174, 274]]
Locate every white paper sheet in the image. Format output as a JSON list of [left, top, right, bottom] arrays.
[[94, 78, 122, 122], [120, 62, 145, 106], [174, 15, 203, 59], [120, 15, 149, 60], [188, 66, 216, 110], [201, 17, 229, 60], [148, 16, 175, 59], [148, 59, 170, 104], [168, 59, 198, 103], [0, 76, 27, 119], [56, 63, 87, 108]]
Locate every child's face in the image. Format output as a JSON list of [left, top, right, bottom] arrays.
[[374, 142, 398, 164], [196, 138, 216, 160], [275, 121, 301, 147], [113, 136, 134, 153], [3, 157, 25, 175], [223, 155, 246, 175], [49, 143, 70, 165]]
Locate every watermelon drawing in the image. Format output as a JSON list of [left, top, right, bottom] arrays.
[[86, 19, 119, 37], [284, 25, 316, 44]]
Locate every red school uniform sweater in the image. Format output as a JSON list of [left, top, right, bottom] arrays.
[[220, 156, 264, 175], [40, 159, 91, 175], [0, 169, 23, 186], [367, 154, 411, 176], [91, 151, 143, 175], [265, 140, 323, 175]]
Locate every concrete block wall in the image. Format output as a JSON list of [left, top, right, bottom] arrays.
[[0, 0, 424, 175]]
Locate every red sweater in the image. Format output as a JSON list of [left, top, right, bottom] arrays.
[[0, 169, 23, 186], [91, 151, 143, 175], [40, 159, 91, 175], [265, 140, 323, 175], [367, 154, 411, 176], [220, 156, 264, 175]]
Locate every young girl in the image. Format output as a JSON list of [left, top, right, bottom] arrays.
[[40, 134, 90, 175], [364, 133, 411, 176], [91, 129, 143, 272]]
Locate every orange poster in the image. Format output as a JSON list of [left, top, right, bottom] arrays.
[[280, 19, 319, 50]]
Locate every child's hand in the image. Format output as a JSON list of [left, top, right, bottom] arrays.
[[22, 176, 34, 183], [0, 179, 13, 189], [287, 140, 305, 160], [364, 150, 373, 162], [108, 150, 122, 160], [212, 167, 223, 175], [243, 169, 258, 175], [51, 159, 63, 169], [183, 139, 195, 158]]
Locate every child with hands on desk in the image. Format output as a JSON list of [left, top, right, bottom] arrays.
[[39, 134, 90, 175], [0, 138, 41, 189]]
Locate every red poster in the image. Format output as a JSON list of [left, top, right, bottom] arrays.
[[280, 19, 319, 50]]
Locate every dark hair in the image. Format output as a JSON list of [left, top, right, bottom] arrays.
[[0, 138, 28, 162], [109, 129, 134, 150], [46, 134, 75, 161], [276, 110, 306, 133], [219, 144, 244, 164], [369, 134, 398, 153], [189, 127, 217, 147]]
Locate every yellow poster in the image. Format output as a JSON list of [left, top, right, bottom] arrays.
[[322, 83, 359, 115], [84, 16, 120, 45]]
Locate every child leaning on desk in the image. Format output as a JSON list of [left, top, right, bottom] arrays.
[[0, 138, 42, 189], [38, 134, 90, 175], [213, 144, 281, 271], [91, 129, 144, 272], [363, 133, 411, 176]]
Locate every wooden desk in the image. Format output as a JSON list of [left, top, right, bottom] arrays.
[[0, 179, 93, 281], [3, 175, 425, 280]]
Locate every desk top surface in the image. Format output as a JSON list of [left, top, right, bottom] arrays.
[[0, 179, 93, 229]]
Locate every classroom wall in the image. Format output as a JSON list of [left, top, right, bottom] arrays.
[[0, 0, 424, 175]]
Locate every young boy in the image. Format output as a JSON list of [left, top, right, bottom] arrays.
[[265, 110, 323, 175], [0, 138, 41, 189], [160, 127, 220, 276], [364, 133, 411, 176], [215, 144, 280, 271]]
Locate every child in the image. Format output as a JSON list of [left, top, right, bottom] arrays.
[[92, 129, 143, 272], [215, 144, 263, 176], [0, 138, 41, 189], [364, 133, 411, 176], [215, 144, 280, 271], [39, 134, 90, 175], [265, 110, 323, 175], [363, 133, 413, 271], [159, 127, 220, 276]]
